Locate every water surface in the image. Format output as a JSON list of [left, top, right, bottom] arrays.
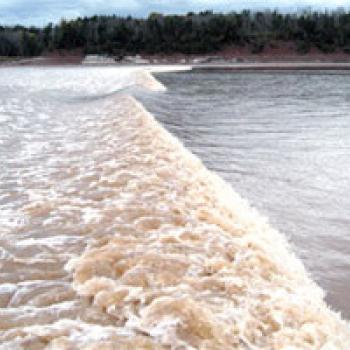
[[141, 70, 350, 318], [0, 67, 348, 349]]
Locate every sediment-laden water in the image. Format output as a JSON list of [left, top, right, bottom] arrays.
[[0, 66, 349, 349]]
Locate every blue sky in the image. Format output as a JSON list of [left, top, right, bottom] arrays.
[[0, 0, 349, 26]]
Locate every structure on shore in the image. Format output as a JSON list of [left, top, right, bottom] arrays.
[[82, 55, 117, 65], [82, 54, 151, 65]]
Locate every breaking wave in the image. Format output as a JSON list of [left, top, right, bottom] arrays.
[[0, 66, 349, 349]]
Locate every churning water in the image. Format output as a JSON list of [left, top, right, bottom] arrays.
[[0, 66, 349, 349], [141, 70, 350, 318]]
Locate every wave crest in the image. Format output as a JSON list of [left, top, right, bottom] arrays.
[[67, 94, 349, 349]]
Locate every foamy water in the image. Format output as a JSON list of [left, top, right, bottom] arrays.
[[139, 70, 350, 319], [0, 66, 349, 349]]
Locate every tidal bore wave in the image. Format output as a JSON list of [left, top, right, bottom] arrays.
[[0, 67, 349, 349]]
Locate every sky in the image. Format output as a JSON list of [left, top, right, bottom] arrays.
[[0, 0, 350, 26]]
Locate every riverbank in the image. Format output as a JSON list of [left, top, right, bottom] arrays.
[[193, 62, 350, 71], [3, 46, 350, 68], [5, 57, 350, 73]]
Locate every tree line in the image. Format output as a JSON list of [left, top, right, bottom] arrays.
[[1, 9, 350, 57]]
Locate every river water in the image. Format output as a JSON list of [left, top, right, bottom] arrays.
[[141, 70, 350, 318], [0, 66, 348, 349]]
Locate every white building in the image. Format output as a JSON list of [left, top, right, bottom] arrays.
[[82, 55, 116, 65]]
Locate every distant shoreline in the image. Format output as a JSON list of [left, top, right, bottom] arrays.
[[192, 62, 350, 71], [3, 53, 350, 71]]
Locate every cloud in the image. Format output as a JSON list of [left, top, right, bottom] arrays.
[[0, 0, 350, 26]]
